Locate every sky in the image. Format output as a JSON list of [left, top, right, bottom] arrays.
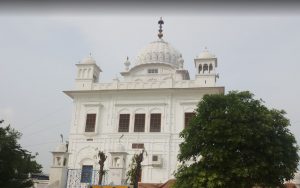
[[0, 2, 300, 173]]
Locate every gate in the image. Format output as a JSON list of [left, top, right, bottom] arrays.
[[66, 169, 109, 188]]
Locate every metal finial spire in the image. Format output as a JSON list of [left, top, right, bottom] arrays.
[[158, 17, 164, 39], [124, 56, 131, 71]]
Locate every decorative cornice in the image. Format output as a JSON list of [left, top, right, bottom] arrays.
[[115, 102, 167, 107], [179, 101, 199, 105], [83, 102, 104, 107]]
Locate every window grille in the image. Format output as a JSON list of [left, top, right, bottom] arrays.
[[132, 143, 144, 149], [150, 113, 161, 132], [134, 114, 145, 132], [85, 114, 96, 132], [118, 114, 130, 132], [184, 112, 196, 128], [148, 69, 158, 74]]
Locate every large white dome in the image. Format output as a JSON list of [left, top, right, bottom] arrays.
[[134, 39, 182, 68]]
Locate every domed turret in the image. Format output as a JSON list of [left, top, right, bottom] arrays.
[[75, 53, 102, 90], [81, 54, 96, 64], [194, 47, 218, 86], [109, 141, 128, 185], [55, 143, 67, 152], [49, 142, 69, 188], [197, 47, 216, 59]]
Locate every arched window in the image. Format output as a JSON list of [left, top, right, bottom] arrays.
[[113, 157, 121, 167], [209, 64, 213, 73], [56, 157, 61, 166], [198, 64, 202, 73], [134, 109, 146, 132], [150, 113, 161, 132], [93, 75, 98, 82], [85, 114, 96, 132], [203, 64, 208, 73], [184, 112, 196, 128], [118, 114, 130, 132]]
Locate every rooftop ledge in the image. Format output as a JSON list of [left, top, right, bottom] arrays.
[[77, 79, 220, 90], [63, 85, 225, 99]]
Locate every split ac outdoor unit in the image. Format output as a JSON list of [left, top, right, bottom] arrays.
[[151, 155, 162, 167]]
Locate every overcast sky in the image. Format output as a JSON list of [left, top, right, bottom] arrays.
[[1, 2, 300, 173]]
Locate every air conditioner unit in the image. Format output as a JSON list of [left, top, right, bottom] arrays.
[[151, 155, 162, 167]]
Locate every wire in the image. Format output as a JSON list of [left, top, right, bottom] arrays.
[[21, 120, 69, 138], [18, 105, 67, 130], [22, 141, 59, 148]]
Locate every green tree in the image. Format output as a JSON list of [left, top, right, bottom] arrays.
[[174, 91, 299, 188], [0, 120, 42, 188], [126, 149, 146, 188]]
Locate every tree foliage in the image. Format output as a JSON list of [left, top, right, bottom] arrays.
[[0, 120, 42, 188], [126, 149, 146, 188], [97, 150, 107, 185], [174, 91, 299, 188]]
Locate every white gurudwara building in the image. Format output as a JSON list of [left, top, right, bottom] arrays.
[[56, 18, 224, 187]]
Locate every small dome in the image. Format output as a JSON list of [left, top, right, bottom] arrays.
[[81, 55, 96, 64], [134, 39, 182, 68], [197, 47, 215, 59], [54, 143, 67, 152]]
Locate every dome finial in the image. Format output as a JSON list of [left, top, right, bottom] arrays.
[[158, 17, 164, 39]]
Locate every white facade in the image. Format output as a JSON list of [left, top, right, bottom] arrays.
[[64, 23, 224, 186]]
